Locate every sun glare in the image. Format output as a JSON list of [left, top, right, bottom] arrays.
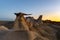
[[42, 12, 60, 22]]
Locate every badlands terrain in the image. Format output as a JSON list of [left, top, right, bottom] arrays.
[[0, 12, 60, 40]]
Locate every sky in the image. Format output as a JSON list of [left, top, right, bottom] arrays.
[[0, 0, 60, 21]]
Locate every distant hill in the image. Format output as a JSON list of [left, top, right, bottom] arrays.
[[0, 21, 14, 29], [0, 18, 14, 21], [43, 20, 60, 26], [0, 20, 60, 29]]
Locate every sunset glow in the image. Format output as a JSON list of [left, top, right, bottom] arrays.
[[42, 12, 60, 22]]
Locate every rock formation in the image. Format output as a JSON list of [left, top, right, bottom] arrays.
[[5, 12, 40, 40], [0, 26, 9, 31], [26, 14, 57, 40], [13, 12, 31, 31], [0, 12, 60, 40], [13, 12, 50, 40], [37, 15, 43, 24]]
